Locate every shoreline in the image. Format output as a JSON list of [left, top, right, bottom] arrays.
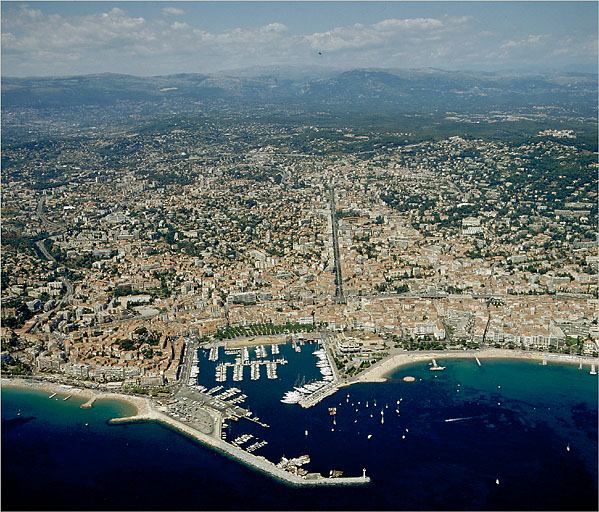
[[1, 377, 370, 487], [345, 348, 599, 384]]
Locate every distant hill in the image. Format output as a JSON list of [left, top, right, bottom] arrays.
[[2, 67, 597, 114]]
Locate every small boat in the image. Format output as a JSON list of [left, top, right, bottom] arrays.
[[496, 479, 500, 485], [367, 434, 373, 440], [305, 430, 308, 436], [566, 443, 570, 452]]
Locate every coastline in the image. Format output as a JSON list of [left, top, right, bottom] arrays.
[[1, 377, 370, 487], [344, 348, 599, 384]]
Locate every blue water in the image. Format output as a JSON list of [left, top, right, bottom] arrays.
[[2, 349, 598, 511]]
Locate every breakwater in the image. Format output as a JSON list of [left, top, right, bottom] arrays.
[[110, 411, 370, 487]]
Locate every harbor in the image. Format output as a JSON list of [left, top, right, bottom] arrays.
[[164, 335, 370, 484], [3, 350, 597, 509]]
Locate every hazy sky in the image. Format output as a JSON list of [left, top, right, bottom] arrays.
[[2, 1, 597, 77]]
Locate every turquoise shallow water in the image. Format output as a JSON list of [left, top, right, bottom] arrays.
[[2, 354, 598, 510]]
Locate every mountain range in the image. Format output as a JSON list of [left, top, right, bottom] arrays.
[[2, 67, 597, 114]]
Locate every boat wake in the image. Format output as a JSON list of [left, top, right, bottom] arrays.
[[444, 415, 485, 423]]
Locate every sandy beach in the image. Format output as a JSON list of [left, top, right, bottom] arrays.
[[347, 348, 599, 384], [1, 377, 151, 415]]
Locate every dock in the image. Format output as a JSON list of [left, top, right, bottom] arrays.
[[475, 357, 482, 367]]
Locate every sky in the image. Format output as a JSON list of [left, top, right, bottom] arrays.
[[1, 1, 597, 77]]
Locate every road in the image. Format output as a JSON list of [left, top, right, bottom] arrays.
[[35, 197, 74, 302], [329, 186, 345, 304], [177, 337, 198, 388]]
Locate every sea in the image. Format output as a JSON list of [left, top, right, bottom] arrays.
[[2, 343, 598, 511]]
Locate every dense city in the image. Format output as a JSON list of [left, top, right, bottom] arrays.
[[2, 96, 598, 392]]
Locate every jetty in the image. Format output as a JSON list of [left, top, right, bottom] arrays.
[[299, 382, 339, 409], [110, 407, 370, 487], [475, 357, 482, 367], [80, 396, 98, 409]]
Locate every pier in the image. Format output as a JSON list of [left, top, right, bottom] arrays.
[[475, 357, 482, 367], [299, 383, 339, 409]]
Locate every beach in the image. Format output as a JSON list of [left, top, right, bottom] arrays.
[[346, 348, 599, 384]]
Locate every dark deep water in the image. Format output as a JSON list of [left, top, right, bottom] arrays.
[[2, 351, 598, 511]]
